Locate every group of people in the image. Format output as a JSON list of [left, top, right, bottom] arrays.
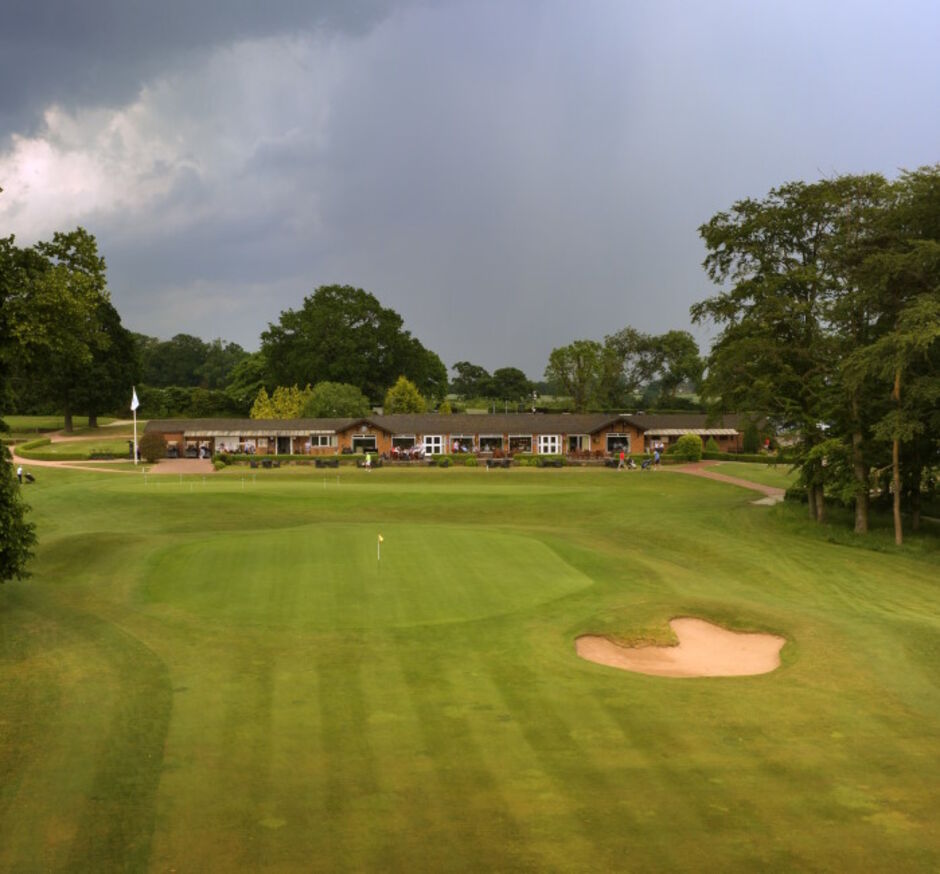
[[616, 447, 661, 471]]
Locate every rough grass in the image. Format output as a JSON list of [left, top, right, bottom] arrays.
[[0, 466, 937, 872]]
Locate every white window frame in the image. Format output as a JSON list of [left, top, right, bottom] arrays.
[[392, 435, 416, 449], [311, 434, 336, 447], [538, 434, 561, 454], [479, 434, 503, 451], [424, 434, 444, 455]]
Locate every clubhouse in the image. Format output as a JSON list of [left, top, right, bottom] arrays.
[[143, 413, 748, 458]]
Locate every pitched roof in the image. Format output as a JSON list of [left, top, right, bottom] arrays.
[[142, 412, 750, 437]]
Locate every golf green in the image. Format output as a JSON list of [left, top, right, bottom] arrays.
[[143, 524, 593, 629], [1, 465, 937, 872]]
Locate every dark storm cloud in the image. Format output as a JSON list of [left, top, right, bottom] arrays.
[[2, 0, 938, 376], [0, 0, 396, 134]]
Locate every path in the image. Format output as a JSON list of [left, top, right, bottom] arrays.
[[668, 461, 786, 505]]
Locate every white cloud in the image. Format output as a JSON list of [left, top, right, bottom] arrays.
[[0, 34, 345, 243]]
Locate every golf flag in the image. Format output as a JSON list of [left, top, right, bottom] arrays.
[[130, 387, 140, 411], [378, 534, 384, 543], [377, 533, 383, 561]]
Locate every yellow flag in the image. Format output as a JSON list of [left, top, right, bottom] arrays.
[[378, 534, 384, 542]]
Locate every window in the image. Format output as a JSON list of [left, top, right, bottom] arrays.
[[538, 435, 560, 454], [479, 435, 503, 452], [392, 436, 416, 449], [606, 433, 630, 453], [310, 434, 336, 447], [352, 435, 377, 452], [450, 435, 473, 453], [424, 435, 443, 455], [509, 435, 532, 453], [568, 434, 589, 452]]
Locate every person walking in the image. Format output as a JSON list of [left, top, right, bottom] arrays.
[[16, 464, 23, 483], [653, 448, 661, 469], [617, 449, 626, 470]]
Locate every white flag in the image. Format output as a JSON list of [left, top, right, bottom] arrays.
[[130, 387, 140, 412]]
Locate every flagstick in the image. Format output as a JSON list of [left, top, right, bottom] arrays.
[[133, 405, 138, 465]]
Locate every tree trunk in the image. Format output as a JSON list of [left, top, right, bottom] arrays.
[[88, 412, 98, 429], [911, 467, 922, 532], [63, 394, 73, 433], [807, 485, 818, 520], [851, 416, 869, 533], [814, 485, 826, 522], [892, 369, 902, 546]]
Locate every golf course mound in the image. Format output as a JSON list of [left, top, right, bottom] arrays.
[[576, 617, 786, 677]]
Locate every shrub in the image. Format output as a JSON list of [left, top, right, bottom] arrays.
[[705, 437, 720, 453], [212, 458, 227, 471], [464, 455, 478, 467], [437, 457, 451, 468], [139, 432, 167, 463], [669, 434, 703, 461]]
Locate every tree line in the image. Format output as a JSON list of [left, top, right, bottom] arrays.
[[693, 166, 938, 543]]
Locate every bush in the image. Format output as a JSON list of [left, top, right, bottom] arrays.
[[705, 437, 720, 453], [212, 458, 227, 471], [437, 457, 451, 468], [139, 432, 167, 463], [670, 433, 703, 461], [464, 455, 478, 467]]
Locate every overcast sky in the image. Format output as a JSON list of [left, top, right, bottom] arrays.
[[2, 0, 938, 378]]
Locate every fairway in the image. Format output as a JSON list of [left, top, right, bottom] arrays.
[[1, 466, 938, 872]]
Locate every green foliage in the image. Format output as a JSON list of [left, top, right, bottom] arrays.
[[261, 285, 447, 402], [489, 367, 533, 401], [692, 165, 940, 535], [742, 421, 761, 453], [224, 352, 270, 413], [438, 399, 452, 414], [302, 382, 371, 418], [463, 455, 478, 467], [544, 340, 603, 412], [383, 376, 427, 414], [0, 456, 35, 581], [705, 437, 720, 453], [250, 385, 312, 419], [670, 433, 704, 461], [137, 385, 241, 418], [138, 432, 167, 464], [451, 362, 491, 397]]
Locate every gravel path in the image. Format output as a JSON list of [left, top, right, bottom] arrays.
[[668, 461, 786, 502]]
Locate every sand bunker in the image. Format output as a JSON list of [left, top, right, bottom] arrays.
[[576, 618, 785, 678]]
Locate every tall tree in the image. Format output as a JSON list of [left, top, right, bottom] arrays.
[[6, 228, 110, 432], [262, 285, 446, 402], [692, 180, 840, 520], [198, 339, 249, 390], [489, 367, 533, 401], [544, 340, 603, 412], [72, 300, 140, 427], [0, 204, 37, 580], [451, 361, 491, 398]]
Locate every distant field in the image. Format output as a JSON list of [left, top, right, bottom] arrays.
[[1, 466, 937, 872]]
